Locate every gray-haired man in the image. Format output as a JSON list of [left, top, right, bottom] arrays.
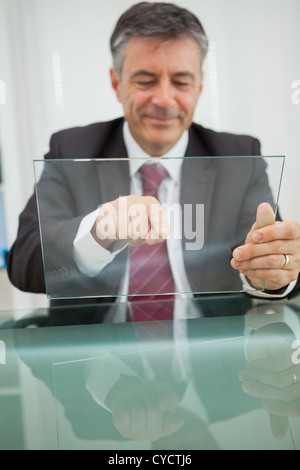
[[7, 2, 300, 303]]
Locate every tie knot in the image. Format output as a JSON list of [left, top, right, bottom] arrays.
[[140, 163, 169, 197]]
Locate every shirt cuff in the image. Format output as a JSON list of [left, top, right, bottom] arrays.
[[73, 209, 127, 277], [240, 273, 297, 299]]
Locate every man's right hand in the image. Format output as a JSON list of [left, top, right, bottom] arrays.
[[91, 195, 170, 250], [108, 378, 184, 442]]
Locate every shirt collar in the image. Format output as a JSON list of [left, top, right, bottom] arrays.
[[123, 121, 188, 183]]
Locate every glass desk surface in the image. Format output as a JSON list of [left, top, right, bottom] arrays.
[[0, 294, 299, 451]]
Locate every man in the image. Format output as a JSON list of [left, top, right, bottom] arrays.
[[7, 2, 300, 308]]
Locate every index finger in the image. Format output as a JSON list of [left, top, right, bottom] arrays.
[[250, 220, 300, 244], [245, 356, 294, 372]]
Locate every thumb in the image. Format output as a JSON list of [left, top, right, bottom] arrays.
[[256, 202, 276, 229], [268, 413, 289, 439], [245, 202, 275, 245]]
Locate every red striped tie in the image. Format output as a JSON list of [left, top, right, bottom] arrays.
[[128, 163, 175, 321]]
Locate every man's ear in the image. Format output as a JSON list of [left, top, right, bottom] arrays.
[[110, 68, 122, 102]]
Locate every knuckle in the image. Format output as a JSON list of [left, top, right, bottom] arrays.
[[266, 225, 276, 240], [273, 240, 284, 254], [146, 195, 158, 204], [247, 244, 257, 259], [286, 220, 299, 239], [249, 258, 257, 269], [270, 254, 280, 268], [128, 195, 143, 206], [251, 244, 258, 259]]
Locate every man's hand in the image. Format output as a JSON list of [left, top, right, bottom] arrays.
[[239, 323, 300, 439], [231, 202, 300, 291], [108, 378, 184, 441], [91, 195, 170, 250]]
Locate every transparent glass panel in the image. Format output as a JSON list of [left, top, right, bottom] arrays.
[[33, 156, 285, 299]]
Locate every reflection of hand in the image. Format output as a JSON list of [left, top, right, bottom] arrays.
[[92, 196, 169, 250], [231, 202, 300, 291], [107, 376, 184, 441], [153, 408, 221, 450], [239, 324, 300, 438]]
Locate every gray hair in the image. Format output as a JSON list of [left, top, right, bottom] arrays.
[[110, 2, 209, 79]]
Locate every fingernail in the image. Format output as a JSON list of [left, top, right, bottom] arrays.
[[252, 232, 262, 242], [234, 249, 243, 260], [232, 259, 240, 268]]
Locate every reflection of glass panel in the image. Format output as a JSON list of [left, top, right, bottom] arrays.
[[52, 317, 296, 450], [34, 156, 285, 299]]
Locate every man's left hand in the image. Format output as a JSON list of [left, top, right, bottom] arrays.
[[231, 202, 300, 291]]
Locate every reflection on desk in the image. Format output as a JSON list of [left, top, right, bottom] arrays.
[[0, 295, 299, 450]]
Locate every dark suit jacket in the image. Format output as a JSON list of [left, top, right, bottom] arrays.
[[7, 118, 300, 304]]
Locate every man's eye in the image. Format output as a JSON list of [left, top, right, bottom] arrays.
[[137, 81, 155, 86], [174, 82, 189, 87]]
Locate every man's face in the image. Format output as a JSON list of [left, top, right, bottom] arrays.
[[110, 36, 204, 156]]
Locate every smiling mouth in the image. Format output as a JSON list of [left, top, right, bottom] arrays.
[[145, 115, 179, 125]]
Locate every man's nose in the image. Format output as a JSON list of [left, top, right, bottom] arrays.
[[151, 81, 176, 108]]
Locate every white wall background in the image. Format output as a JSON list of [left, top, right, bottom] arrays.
[[0, 0, 300, 310]]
